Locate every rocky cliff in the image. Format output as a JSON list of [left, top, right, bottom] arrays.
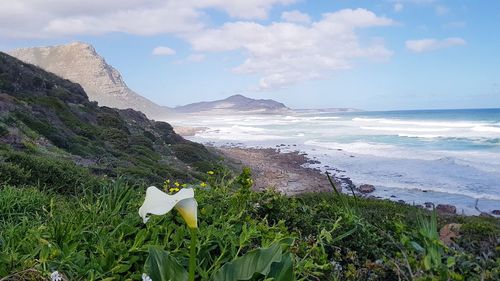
[[9, 42, 170, 119]]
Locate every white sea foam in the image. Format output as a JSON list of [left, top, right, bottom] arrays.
[[353, 117, 486, 128], [304, 140, 440, 160], [471, 126, 500, 133], [173, 111, 500, 213], [398, 133, 441, 139], [361, 126, 451, 132]]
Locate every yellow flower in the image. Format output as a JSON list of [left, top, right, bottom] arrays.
[[207, 171, 214, 175], [200, 182, 207, 187], [174, 182, 180, 187], [139, 186, 198, 228], [182, 183, 188, 188]]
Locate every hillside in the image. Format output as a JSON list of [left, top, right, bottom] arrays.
[[174, 94, 290, 114], [0, 51, 217, 186], [8, 42, 171, 119]]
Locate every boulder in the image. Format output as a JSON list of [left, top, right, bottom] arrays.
[[436, 204, 457, 215], [358, 184, 375, 194], [492, 210, 500, 215], [439, 223, 461, 246], [424, 202, 434, 209]]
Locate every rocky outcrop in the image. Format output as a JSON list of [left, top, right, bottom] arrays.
[[216, 147, 335, 195], [436, 204, 457, 215], [9, 42, 170, 119], [358, 184, 375, 194], [424, 202, 434, 209], [492, 210, 500, 215], [439, 223, 461, 246]]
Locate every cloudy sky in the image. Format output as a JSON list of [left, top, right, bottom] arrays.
[[1, 0, 499, 110]]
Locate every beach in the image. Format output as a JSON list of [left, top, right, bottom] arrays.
[[215, 146, 335, 195]]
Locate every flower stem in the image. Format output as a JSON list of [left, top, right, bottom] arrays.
[[188, 228, 197, 281]]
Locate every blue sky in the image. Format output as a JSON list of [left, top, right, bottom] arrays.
[[1, 0, 499, 110]]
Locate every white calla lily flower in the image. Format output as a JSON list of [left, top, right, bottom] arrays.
[[139, 186, 198, 228]]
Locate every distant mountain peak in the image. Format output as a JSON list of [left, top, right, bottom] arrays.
[[8, 42, 170, 119], [174, 94, 289, 114]]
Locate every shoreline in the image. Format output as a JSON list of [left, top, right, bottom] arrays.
[[211, 144, 500, 217], [215, 146, 335, 195]]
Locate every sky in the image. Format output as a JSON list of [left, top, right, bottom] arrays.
[[1, 0, 500, 110]]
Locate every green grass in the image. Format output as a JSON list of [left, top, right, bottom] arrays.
[[0, 170, 498, 281]]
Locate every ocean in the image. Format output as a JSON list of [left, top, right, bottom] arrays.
[[169, 108, 500, 215]]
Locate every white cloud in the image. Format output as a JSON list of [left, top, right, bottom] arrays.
[[1, 2, 395, 91], [187, 8, 394, 90], [187, 54, 206, 62], [152, 46, 176, 56], [195, 0, 297, 20], [281, 10, 311, 23], [405, 37, 466, 53], [394, 3, 404, 12], [0, 0, 297, 38]]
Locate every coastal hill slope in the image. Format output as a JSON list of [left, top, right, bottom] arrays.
[[174, 94, 290, 114], [8, 42, 171, 119], [0, 51, 217, 184]]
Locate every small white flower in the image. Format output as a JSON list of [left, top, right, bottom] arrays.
[[142, 273, 153, 281], [51, 271, 63, 281]]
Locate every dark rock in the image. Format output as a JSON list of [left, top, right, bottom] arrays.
[[397, 200, 406, 204], [358, 184, 375, 194], [424, 202, 434, 208], [480, 212, 493, 218], [436, 204, 457, 214], [492, 210, 500, 215], [390, 195, 396, 198]]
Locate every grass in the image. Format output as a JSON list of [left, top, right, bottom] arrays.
[[0, 168, 498, 281]]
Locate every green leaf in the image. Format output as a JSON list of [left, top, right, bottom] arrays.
[[212, 239, 294, 281], [410, 241, 424, 253], [144, 246, 188, 281], [267, 253, 295, 281], [446, 256, 456, 268], [423, 255, 432, 271]]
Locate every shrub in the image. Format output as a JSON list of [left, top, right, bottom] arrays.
[[0, 150, 104, 194], [0, 124, 8, 137], [0, 162, 31, 185]]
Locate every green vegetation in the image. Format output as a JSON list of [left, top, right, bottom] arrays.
[[1, 166, 498, 280], [0, 52, 220, 187]]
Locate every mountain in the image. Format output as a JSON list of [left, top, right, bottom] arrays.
[[0, 51, 217, 186], [174, 94, 290, 114], [8, 42, 170, 119]]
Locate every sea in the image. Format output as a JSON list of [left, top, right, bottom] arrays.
[[169, 108, 500, 215]]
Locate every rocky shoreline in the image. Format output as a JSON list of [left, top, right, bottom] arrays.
[[214, 145, 500, 217], [215, 146, 335, 195]]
